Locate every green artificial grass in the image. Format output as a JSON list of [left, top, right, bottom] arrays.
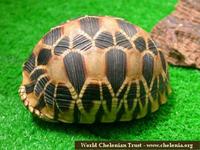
[[0, 0, 200, 149]]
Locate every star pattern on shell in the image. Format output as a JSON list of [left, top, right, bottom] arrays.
[[19, 16, 171, 124]]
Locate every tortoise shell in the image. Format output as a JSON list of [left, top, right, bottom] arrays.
[[19, 16, 171, 124]]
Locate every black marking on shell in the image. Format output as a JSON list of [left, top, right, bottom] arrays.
[[116, 102, 125, 121], [117, 85, 128, 99], [25, 82, 35, 94], [34, 76, 49, 97], [117, 19, 137, 37], [73, 34, 92, 51], [95, 104, 104, 122], [23, 53, 35, 73], [54, 36, 70, 55], [151, 78, 158, 100], [74, 103, 81, 123], [102, 84, 112, 111], [127, 83, 137, 110], [80, 17, 100, 37], [139, 81, 146, 106], [147, 98, 152, 113], [35, 95, 46, 110], [167, 71, 169, 80], [165, 78, 171, 97], [148, 39, 158, 55], [82, 101, 93, 113], [102, 84, 112, 100], [159, 74, 165, 93], [30, 68, 46, 81], [53, 103, 59, 120], [82, 84, 100, 100], [106, 48, 126, 93], [158, 92, 162, 105], [95, 31, 114, 49], [142, 53, 154, 87], [117, 85, 128, 106], [43, 27, 61, 45], [44, 83, 55, 106], [64, 52, 85, 94], [55, 84, 73, 111], [159, 51, 167, 73], [132, 101, 140, 119], [115, 32, 132, 49], [134, 37, 146, 52], [37, 48, 52, 65]]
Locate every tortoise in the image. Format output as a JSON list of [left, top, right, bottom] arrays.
[[18, 16, 171, 124]]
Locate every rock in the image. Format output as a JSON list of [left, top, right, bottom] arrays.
[[151, 0, 200, 69]]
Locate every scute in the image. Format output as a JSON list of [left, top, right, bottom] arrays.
[[139, 81, 146, 106], [117, 84, 128, 100], [82, 84, 100, 100], [55, 84, 73, 111], [102, 84, 112, 111], [34, 75, 49, 96], [43, 27, 61, 46], [127, 82, 137, 110], [19, 16, 171, 124], [134, 37, 146, 52], [37, 48, 52, 65], [80, 16, 100, 37], [115, 32, 132, 49], [159, 74, 165, 93], [106, 48, 126, 93], [35, 95, 46, 110], [25, 82, 35, 94], [30, 68, 46, 81], [117, 19, 137, 37], [64, 52, 86, 94], [151, 78, 158, 100], [54, 36, 70, 55], [148, 39, 158, 55], [116, 103, 125, 121], [44, 83, 55, 106], [142, 53, 154, 87], [23, 53, 35, 73], [95, 31, 114, 49], [72, 34, 92, 51], [159, 51, 167, 73]]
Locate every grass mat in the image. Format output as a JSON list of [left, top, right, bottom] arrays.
[[0, 0, 200, 149]]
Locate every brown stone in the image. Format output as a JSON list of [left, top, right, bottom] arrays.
[[151, 0, 200, 69]]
